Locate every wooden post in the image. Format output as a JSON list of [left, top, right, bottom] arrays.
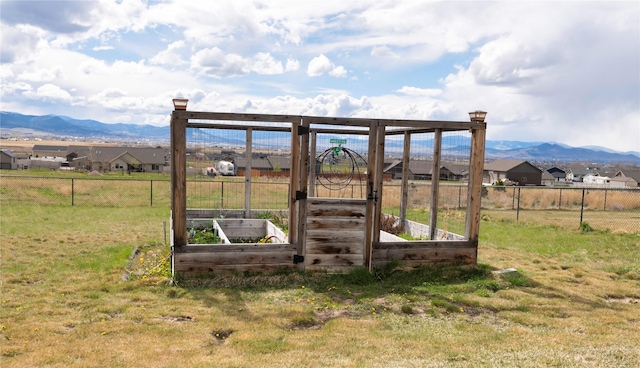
[[364, 121, 378, 270], [244, 128, 252, 218], [373, 123, 386, 244], [309, 131, 317, 197], [170, 112, 187, 247], [400, 131, 410, 229], [429, 129, 442, 240], [297, 118, 310, 258], [289, 121, 301, 247], [464, 124, 486, 245]]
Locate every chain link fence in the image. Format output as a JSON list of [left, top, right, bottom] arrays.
[[1, 175, 639, 233]]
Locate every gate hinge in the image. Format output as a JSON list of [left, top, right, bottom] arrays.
[[295, 190, 307, 200], [293, 255, 305, 264], [297, 126, 309, 135]]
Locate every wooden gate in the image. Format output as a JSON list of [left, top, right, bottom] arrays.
[[303, 198, 367, 272]]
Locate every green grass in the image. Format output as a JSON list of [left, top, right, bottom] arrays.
[[1, 201, 640, 366]]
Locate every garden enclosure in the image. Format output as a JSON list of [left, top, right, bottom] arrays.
[[169, 106, 487, 275]]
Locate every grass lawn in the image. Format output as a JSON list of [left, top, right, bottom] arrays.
[[1, 204, 639, 367]]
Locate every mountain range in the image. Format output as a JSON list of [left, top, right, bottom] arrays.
[[1, 111, 639, 164]]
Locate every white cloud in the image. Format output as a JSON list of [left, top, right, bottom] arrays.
[[150, 41, 188, 66], [370, 45, 397, 59], [24, 83, 72, 101], [17, 67, 62, 82], [397, 86, 442, 97], [307, 54, 347, 78], [250, 53, 283, 75], [285, 58, 300, 72], [329, 65, 347, 78]]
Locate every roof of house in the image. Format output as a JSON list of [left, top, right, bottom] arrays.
[[615, 169, 640, 183], [484, 160, 542, 172], [383, 159, 467, 176], [87, 147, 167, 165], [1, 149, 16, 157], [542, 171, 555, 181], [32, 145, 68, 152]]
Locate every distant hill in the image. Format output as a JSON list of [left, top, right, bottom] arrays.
[[1, 111, 639, 163]]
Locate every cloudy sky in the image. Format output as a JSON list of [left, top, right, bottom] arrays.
[[1, 0, 638, 152]]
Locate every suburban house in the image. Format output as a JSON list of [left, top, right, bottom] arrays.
[[483, 160, 543, 186], [383, 159, 467, 181], [546, 167, 567, 181], [0, 149, 17, 170], [582, 173, 611, 186], [566, 167, 599, 182], [31, 145, 69, 158], [541, 171, 556, 186], [233, 155, 292, 176], [613, 169, 640, 187], [72, 146, 169, 172]]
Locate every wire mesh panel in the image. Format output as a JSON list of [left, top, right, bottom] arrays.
[[312, 132, 369, 199], [185, 124, 293, 213]]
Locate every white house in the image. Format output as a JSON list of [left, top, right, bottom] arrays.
[[582, 174, 610, 186]]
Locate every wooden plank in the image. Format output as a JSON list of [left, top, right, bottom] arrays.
[[174, 244, 297, 253], [244, 128, 252, 218], [373, 124, 385, 243], [306, 217, 366, 230], [175, 251, 295, 266], [373, 240, 473, 249], [372, 247, 477, 263], [309, 131, 317, 197], [176, 111, 475, 130], [364, 121, 378, 270], [305, 242, 364, 255], [171, 113, 187, 247], [400, 131, 410, 228], [175, 263, 296, 275], [217, 219, 267, 228], [307, 203, 366, 217], [289, 122, 300, 246], [429, 128, 442, 240], [304, 253, 364, 266], [307, 197, 367, 206], [297, 117, 310, 264]]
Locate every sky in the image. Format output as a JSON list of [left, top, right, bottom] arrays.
[[1, 0, 639, 152]]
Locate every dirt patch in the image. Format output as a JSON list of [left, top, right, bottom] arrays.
[[211, 329, 234, 343], [161, 315, 194, 323], [604, 297, 639, 304]]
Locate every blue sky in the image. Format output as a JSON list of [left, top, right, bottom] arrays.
[[1, 0, 639, 152]]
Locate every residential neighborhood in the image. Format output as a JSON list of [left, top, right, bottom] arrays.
[[1, 142, 639, 189]]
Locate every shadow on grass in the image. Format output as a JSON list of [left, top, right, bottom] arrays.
[[175, 262, 514, 305]]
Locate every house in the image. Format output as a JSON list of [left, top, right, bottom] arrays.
[[613, 169, 640, 188], [546, 167, 566, 181], [541, 171, 556, 186], [31, 145, 69, 159], [583, 173, 610, 186], [566, 167, 599, 182], [383, 159, 467, 181], [0, 149, 17, 170], [483, 160, 543, 186], [73, 146, 168, 172], [609, 176, 637, 188]]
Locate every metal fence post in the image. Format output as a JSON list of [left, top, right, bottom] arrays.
[[580, 188, 585, 226], [559, 188, 562, 210], [71, 178, 74, 206], [150, 180, 153, 207], [516, 186, 521, 222], [221, 181, 225, 209], [603, 188, 607, 211]]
